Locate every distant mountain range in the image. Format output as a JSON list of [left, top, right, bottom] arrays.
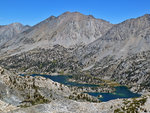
[[0, 23, 30, 47], [0, 12, 150, 93], [0, 12, 112, 54]]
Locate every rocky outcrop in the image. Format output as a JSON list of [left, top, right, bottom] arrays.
[[0, 66, 100, 110], [0, 66, 71, 106]]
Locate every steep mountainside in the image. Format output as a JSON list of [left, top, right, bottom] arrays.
[[0, 12, 112, 56], [75, 14, 150, 65], [0, 23, 30, 47], [70, 14, 150, 92]]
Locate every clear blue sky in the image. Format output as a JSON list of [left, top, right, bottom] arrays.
[[0, 0, 150, 26]]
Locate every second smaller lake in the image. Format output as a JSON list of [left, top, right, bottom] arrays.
[[87, 86, 141, 102]]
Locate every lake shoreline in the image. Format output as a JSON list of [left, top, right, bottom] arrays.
[[19, 74, 141, 102]]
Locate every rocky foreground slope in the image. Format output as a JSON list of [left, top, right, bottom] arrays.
[[0, 67, 150, 113], [8, 95, 150, 113], [0, 66, 100, 110]]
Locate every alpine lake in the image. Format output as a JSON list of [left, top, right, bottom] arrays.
[[21, 74, 141, 102]]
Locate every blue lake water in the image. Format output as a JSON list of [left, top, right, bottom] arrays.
[[87, 86, 141, 102], [29, 74, 99, 87], [20, 74, 141, 102]]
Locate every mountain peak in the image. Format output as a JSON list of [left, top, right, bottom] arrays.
[[141, 14, 150, 20], [131, 14, 150, 22], [46, 16, 56, 21], [9, 22, 23, 26], [143, 14, 150, 17], [3, 11, 113, 49], [72, 11, 83, 15], [59, 11, 84, 17], [62, 11, 71, 15]]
